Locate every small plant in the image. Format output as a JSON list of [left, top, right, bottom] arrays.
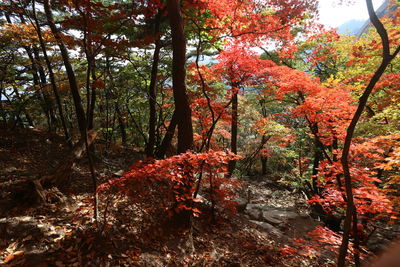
[[97, 150, 242, 220]]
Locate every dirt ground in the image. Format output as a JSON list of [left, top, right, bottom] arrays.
[[0, 128, 334, 266]]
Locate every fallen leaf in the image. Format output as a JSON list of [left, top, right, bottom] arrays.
[[4, 250, 24, 263], [55, 261, 64, 267]]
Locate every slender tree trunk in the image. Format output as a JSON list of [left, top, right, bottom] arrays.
[[115, 102, 127, 146], [146, 33, 161, 157], [298, 149, 303, 178], [25, 112, 34, 126], [312, 144, 322, 194], [309, 122, 322, 194], [0, 84, 7, 126], [81, 11, 97, 131], [261, 156, 267, 175], [32, 0, 71, 145], [11, 88, 34, 127], [337, 1, 400, 265], [44, 0, 98, 223], [26, 46, 52, 130], [228, 89, 238, 176], [32, 47, 57, 128], [88, 64, 97, 130], [43, 0, 87, 137], [167, 0, 193, 154], [260, 135, 268, 175], [15, 12, 55, 131], [5, 13, 43, 129], [156, 110, 178, 158]]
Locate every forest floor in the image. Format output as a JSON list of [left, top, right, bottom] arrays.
[[0, 128, 336, 266]]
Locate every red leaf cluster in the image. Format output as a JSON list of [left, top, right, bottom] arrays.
[[98, 150, 242, 217]]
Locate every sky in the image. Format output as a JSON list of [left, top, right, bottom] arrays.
[[318, 0, 385, 28]]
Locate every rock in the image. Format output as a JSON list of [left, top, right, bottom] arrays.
[[0, 217, 42, 238], [261, 211, 283, 226], [139, 253, 164, 267], [235, 197, 247, 212], [246, 203, 262, 210], [246, 203, 276, 211], [267, 209, 299, 221], [246, 209, 261, 220], [298, 213, 310, 219], [367, 232, 392, 253], [246, 204, 310, 232], [259, 205, 281, 211], [113, 170, 125, 177], [250, 220, 286, 239]]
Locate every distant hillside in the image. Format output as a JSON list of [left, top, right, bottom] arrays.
[[338, 19, 365, 35], [357, 0, 398, 37], [338, 0, 398, 37]]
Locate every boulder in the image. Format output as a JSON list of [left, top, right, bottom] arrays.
[[250, 220, 286, 239], [267, 209, 299, 221], [246, 203, 263, 210], [261, 211, 283, 226], [246, 209, 261, 220], [235, 197, 248, 212]]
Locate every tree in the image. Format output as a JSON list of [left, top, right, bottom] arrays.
[[338, 0, 400, 265], [166, 0, 193, 154]]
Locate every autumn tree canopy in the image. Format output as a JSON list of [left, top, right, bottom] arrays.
[[1, 0, 400, 266]]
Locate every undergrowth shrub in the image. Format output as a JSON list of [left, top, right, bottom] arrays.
[[98, 150, 242, 222]]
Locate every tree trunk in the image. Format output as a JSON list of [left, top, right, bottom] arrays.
[[6, 13, 53, 131], [20, 8, 56, 128], [33, 0, 71, 145], [87, 59, 97, 130], [146, 34, 161, 157], [44, 0, 98, 222], [228, 89, 238, 176], [0, 84, 7, 126], [167, 0, 193, 154], [82, 9, 97, 131], [337, 1, 400, 265], [261, 156, 267, 175], [115, 102, 127, 146], [43, 0, 87, 138], [25, 45, 52, 130], [312, 144, 322, 195], [32, 47, 57, 129], [156, 110, 178, 158], [260, 134, 268, 175]]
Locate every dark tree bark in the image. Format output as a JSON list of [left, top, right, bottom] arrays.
[[156, 110, 178, 158], [146, 27, 162, 157], [87, 65, 97, 130], [84, 56, 96, 131], [228, 89, 238, 176], [32, 0, 71, 145], [82, 14, 97, 131], [32, 47, 57, 129], [312, 142, 322, 194], [162, 0, 195, 228], [25, 45, 53, 130], [10, 87, 34, 128], [261, 156, 267, 175], [43, 0, 87, 137], [337, 1, 400, 266], [18, 12, 55, 130], [0, 84, 7, 126], [43, 1, 98, 222], [166, 0, 193, 154], [115, 102, 127, 146]]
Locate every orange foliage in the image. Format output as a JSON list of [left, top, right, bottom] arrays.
[[98, 151, 242, 217]]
